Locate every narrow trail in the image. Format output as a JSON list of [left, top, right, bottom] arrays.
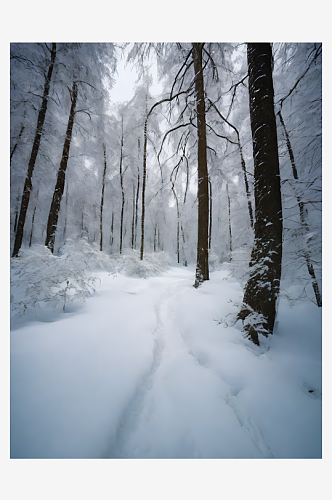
[[104, 268, 273, 459], [104, 276, 186, 458]]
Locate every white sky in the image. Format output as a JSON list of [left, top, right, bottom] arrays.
[[110, 46, 163, 103]]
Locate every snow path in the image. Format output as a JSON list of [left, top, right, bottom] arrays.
[[104, 268, 272, 458], [10, 265, 322, 458]]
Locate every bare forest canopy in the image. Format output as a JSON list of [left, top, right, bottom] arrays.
[[10, 42, 322, 343]]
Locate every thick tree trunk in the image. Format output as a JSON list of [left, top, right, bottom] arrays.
[[238, 43, 283, 345], [140, 119, 148, 260], [12, 43, 56, 257], [278, 110, 322, 307], [100, 144, 107, 251], [192, 43, 209, 288], [45, 80, 78, 253]]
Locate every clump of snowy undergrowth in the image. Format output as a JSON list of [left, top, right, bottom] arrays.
[[110, 248, 171, 278], [10, 239, 170, 316], [10, 238, 113, 316]]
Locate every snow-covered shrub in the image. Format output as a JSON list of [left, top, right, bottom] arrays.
[[10, 241, 171, 316], [110, 249, 171, 278], [10, 239, 114, 316]]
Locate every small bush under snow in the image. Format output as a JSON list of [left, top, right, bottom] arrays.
[[10, 240, 170, 316], [110, 249, 171, 278]]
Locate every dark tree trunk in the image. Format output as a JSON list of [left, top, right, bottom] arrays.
[[131, 184, 135, 249], [119, 127, 125, 255], [135, 166, 140, 249], [29, 206, 36, 247], [239, 143, 254, 228], [45, 80, 78, 253], [208, 179, 212, 250], [10, 123, 25, 164], [12, 43, 56, 257], [226, 182, 232, 258], [238, 43, 283, 345], [154, 223, 157, 252], [192, 43, 209, 288], [140, 119, 148, 260], [278, 110, 322, 307], [100, 144, 107, 251], [135, 140, 141, 249], [110, 211, 114, 248]]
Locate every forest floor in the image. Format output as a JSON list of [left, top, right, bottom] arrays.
[[10, 262, 322, 459]]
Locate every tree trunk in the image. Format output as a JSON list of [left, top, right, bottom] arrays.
[[239, 143, 254, 228], [208, 179, 212, 250], [45, 80, 78, 253], [100, 144, 107, 251], [238, 43, 283, 345], [10, 123, 25, 164], [135, 140, 141, 249], [226, 181, 232, 258], [140, 119, 148, 260], [12, 43, 56, 257], [131, 184, 135, 249], [29, 206, 36, 247], [278, 110, 322, 307], [154, 223, 157, 252], [192, 43, 209, 288], [119, 127, 125, 255], [110, 211, 114, 248]]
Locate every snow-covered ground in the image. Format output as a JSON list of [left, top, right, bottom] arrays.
[[10, 261, 322, 459]]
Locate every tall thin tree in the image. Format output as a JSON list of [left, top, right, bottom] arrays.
[[192, 43, 209, 287], [45, 80, 78, 253], [12, 43, 56, 257], [100, 144, 107, 251]]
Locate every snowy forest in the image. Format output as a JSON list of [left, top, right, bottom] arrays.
[[10, 42, 322, 460]]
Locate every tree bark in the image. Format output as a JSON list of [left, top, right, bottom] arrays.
[[12, 43, 56, 257], [131, 184, 135, 249], [278, 110, 322, 307], [208, 179, 212, 250], [10, 123, 25, 164], [140, 119, 148, 260], [45, 80, 78, 253], [110, 211, 114, 248], [29, 206, 36, 247], [226, 182, 232, 258], [192, 43, 209, 288], [100, 144, 107, 251], [238, 43, 283, 345], [119, 125, 125, 255]]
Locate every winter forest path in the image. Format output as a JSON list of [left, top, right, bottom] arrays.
[[101, 266, 273, 459], [10, 265, 322, 459]]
